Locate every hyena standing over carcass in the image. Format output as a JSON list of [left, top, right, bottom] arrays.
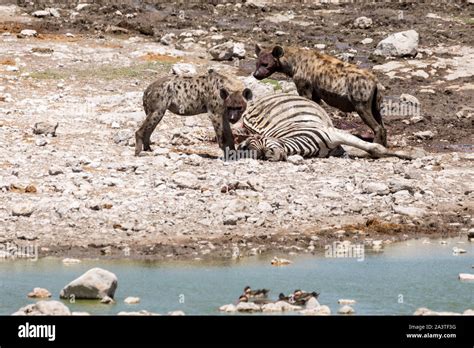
[[253, 45, 387, 146], [135, 68, 253, 156]]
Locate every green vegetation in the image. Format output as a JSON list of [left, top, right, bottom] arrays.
[[29, 61, 171, 81], [261, 78, 282, 91]]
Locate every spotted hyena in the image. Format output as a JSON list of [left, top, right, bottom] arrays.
[[135, 68, 253, 156], [253, 44, 387, 146]]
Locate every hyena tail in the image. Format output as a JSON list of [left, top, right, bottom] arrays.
[[372, 83, 385, 127], [331, 128, 412, 160]]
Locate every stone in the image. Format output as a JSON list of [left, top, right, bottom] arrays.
[[117, 310, 158, 316], [236, 301, 261, 312], [160, 33, 176, 45], [354, 16, 372, 29], [72, 311, 90, 316], [239, 75, 274, 100], [33, 122, 59, 136], [414, 307, 461, 316], [257, 201, 273, 213], [13, 301, 71, 316], [338, 305, 355, 314], [305, 297, 320, 309], [374, 30, 419, 57], [62, 258, 81, 265], [60, 267, 118, 300], [32, 10, 50, 18], [19, 29, 37, 38], [209, 41, 245, 61], [414, 130, 435, 140], [12, 203, 35, 217], [400, 94, 420, 106], [393, 205, 426, 218], [100, 295, 115, 304], [219, 304, 237, 312], [338, 299, 356, 305], [458, 273, 474, 281], [171, 63, 197, 77], [168, 310, 185, 316], [300, 305, 331, 315], [361, 182, 390, 195], [223, 215, 238, 226], [27, 287, 52, 298], [271, 256, 292, 266], [48, 167, 63, 176], [464, 309, 474, 315], [361, 38, 373, 45], [287, 155, 304, 165], [48, 8, 60, 18], [452, 247, 467, 255], [35, 138, 47, 147], [412, 70, 429, 79], [124, 296, 140, 304], [76, 4, 90, 11], [315, 44, 326, 50], [171, 172, 200, 190]]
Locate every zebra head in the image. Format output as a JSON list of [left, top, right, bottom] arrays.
[[237, 135, 287, 161]]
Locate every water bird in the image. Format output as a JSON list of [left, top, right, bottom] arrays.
[[243, 286, 270, 299]]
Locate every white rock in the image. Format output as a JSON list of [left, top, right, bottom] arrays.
[[117, 310, 158, 316], [20, 29, 37, 37], [338, 299, 356, 305], [361, 38, 373, 45], [458, 273, 474, 281], [35, 138, 47, 146], [13, 301, 71, 316], [453, 247, 467, 255], [257, 201, 273, 213], [168, 310, 185, 316], [12, 203, 35, 217], [209, 41, 245, 61], [300, 305, 331, 315], [239, 75, 274, 100], [412, 70, 429, 79], [72, 311, 90, 316], [60, 267, 118, 300], [171, 63, 197, 77], [48, 8, 60, 18], [287, 155, 304, 165], [393, 205, 426, 218], [414, 130, 435, 140], [338, 305, 355, 314], [314, 44, 326, 50], [464, 309, 474, 315], [374, 30, 419, 57], [171, 171, 200, 189], [271, 256, 292, 266], [160, 33, 176, 45], [62, 258, 81, 264], [27, 288, 52, 298], [32, 10, 50, 17], [124, 296, 140, 304], [236, 302, 261, 312], [361, 182, 389, 195], [219, 304, 237, 312], [305, 297, 320, 309], [414, 307, 461, 316], [354, 16, 372, 29], [76, 4, 90, 11]]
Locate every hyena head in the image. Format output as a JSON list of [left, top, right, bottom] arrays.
[[237, 135, 287, 161], [219, 87, 253, 124], [253, 44, 285, 80]]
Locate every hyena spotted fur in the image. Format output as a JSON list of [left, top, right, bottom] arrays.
[[135, 68, 253, 156], [253, 45, 387, 146]]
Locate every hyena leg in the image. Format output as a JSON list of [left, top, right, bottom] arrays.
[[354, 102, 387, 146], [210, 114, 235, 157], [331, 128, 412, 160], [135, 108, 166, 156]]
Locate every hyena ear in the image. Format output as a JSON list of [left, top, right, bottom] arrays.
[[272, 46, 284, 59], [219, 88, 229, 100], [255, 44, 262, 56], [242, 88, 253, 101]]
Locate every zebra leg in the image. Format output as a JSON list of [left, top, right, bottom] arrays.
[[354, 102, 387, 146], [331, 129, 412, 160], [135, 107, 166, 156]]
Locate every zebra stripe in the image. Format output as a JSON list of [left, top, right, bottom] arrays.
[[240, 93, 339, 159]]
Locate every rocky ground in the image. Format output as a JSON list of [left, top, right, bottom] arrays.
[[0, 1, 473, 261]]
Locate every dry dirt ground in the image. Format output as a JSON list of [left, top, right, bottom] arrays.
[[0, 2, 473, 261]]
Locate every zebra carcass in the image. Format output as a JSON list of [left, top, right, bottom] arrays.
[[237, 93, 412, 161]]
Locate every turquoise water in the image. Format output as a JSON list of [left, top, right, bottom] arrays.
[[0, 238, 472, 315]]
